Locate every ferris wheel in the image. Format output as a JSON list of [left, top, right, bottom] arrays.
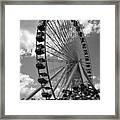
[[26, 20, 100, 100]]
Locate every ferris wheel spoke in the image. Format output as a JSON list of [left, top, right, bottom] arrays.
[[57, 20, 70, 44], [49, 21, 62, 42], [56, 20, 76, 59], [47, 21, 61, 43], [53, 67, 67, 91], [47, 24, 73, 60], [64, 21, 72, 39], [61, 21, 78, 58], [59, 76, 66, 91], [60, 21, 69, 40], [46, 44, 74, 61], [53, 63, 75, 92], [56, 76, 66, 98], [25, 66, 65, 100], [25, 87, 42, 100], [48, 21, 75, 61], [53, 20, 68, 46], [60, 21, 72, 45], [47, 59, 64, 63], [46, 32, 62, 51], [64, 21, 78, 44], [50, 66, 65, 80], [53, 20, 69, 48], [57, 21, 68, 43], [46, 67, 67, 98], [49, 65, 65, 73], [56, 64, 75, 98], [46, 32, 72, 59], [46, 50, 68, 62], [64, 63, 78, 90], [47, 23, 64, 49]]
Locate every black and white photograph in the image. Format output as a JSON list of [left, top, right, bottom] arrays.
[[20, 20, 100, 100], [3, 2, 117, 117]]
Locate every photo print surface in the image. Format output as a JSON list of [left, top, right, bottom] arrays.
[[20, 20, 100, 100]]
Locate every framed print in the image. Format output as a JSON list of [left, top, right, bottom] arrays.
[[0, 0, 119, 119]]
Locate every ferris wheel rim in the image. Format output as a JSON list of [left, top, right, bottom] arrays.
[[44, 20, 94, 98], [25, 20, 100, 100]]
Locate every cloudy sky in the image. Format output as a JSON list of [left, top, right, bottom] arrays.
[[20, 20, 100, 99]]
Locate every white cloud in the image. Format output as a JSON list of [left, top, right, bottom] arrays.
[[93, 75, 96, 80], [79, 20, 89, 27], [83, 23, 93, 35], [20, 73, 37, 98], [20, 62, 22, 67], [92, 75, 100, 89], [20, 87, 36, 98], [20, 73, 34, 88], [92, 75, 100, 90], [20, 73, 44, 100], [79, 20, 100, 36], [20, 49, 26, 56], [20, 30, 36, 57], [95, 83, 100, 90]]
